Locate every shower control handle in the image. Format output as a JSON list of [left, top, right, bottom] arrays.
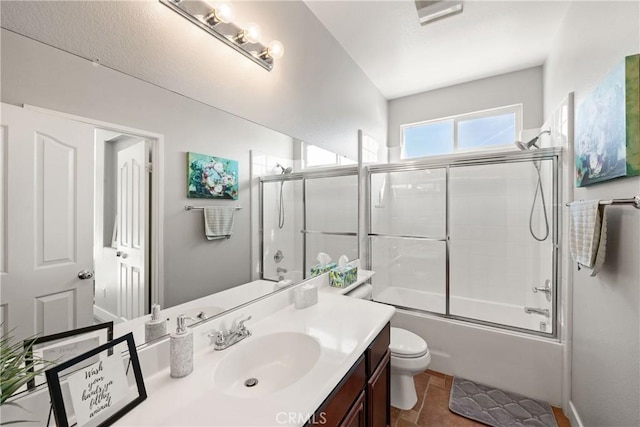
[[532, 280, 552, 302]]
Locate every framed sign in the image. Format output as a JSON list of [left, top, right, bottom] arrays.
[[25, 322, 114, 390], [45, 333, 146, 427]]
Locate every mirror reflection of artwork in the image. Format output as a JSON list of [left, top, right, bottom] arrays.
[[575, 54, 640, 187], [187, 152, 239, 199]]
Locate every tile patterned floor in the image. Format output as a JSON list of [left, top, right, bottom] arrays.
[[390, 370, 571, 427]]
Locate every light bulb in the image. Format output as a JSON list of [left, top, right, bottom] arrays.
[[244, 23, 261, 44], [267, 40, 284, 59], [215, 4, 233, 23], [203, 3, 233, 25]]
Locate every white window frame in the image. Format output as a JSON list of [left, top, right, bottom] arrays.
[[400, 104, 523, 159]]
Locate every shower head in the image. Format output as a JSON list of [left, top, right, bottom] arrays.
[[514, 129, 551, 151], [275, 163, 293, 174]]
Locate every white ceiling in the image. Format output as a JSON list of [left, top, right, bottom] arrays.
[[305, 1, 571, 100]]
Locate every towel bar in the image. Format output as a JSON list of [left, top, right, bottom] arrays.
[[566, 194, 640, 209], [185, 205, 242, 211]]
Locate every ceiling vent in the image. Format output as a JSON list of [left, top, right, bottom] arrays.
[[415, 1, 464, 25]]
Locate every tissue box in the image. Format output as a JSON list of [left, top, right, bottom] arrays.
[[329, 265, 358, 288], [294, 284, 318, 309], [310, 262, 337, 277]]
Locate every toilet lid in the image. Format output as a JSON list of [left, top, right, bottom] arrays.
[[390, 327, 428, 357]]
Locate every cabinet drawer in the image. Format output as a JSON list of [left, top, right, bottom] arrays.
[[366, 323, 390, 377], [309, 355, 366, 427]]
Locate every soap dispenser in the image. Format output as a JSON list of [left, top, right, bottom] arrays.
[[170, 315, 193, 378], [145, 304, 167, 343]]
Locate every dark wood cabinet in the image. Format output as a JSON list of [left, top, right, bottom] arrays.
[[310, 356, 366, 426], [307, 323, 390, 427], [367, 350, 390, 427], [340, 391, 366, 427]]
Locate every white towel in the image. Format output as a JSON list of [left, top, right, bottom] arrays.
[[203, 207, 236, 240], [569, 200, 608, 275]]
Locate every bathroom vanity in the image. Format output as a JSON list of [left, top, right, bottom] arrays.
[[114, 279, 395, 426], [308, 323, 390, 427]]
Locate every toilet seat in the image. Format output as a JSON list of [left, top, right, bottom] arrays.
[[390, 327, 428, 358]]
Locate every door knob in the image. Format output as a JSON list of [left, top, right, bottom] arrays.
[[116, 251, 128, 259], [78, 270, 94, 280]]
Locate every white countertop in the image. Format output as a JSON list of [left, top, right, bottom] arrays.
[[117, 292, 394, 426]]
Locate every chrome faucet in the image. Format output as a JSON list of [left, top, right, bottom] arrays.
[[208, 315, 252, 350], [524, 307, 550, 317]]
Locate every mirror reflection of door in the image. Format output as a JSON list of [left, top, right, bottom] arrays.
[[94, 131, 151, 324], [1, 103, 96, 341]]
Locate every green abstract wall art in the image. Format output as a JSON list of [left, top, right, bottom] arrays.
[[575, 54, 640, 187], [187, 152, 239, 199]]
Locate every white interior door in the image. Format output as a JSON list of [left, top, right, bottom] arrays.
[[0, 103, 95, 341], [116, 141, 149, 321]]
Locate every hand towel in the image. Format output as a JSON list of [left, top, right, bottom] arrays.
[[569, 200, 608, 275], [203, 207, 236, 240], [587, 209, 607, 277]]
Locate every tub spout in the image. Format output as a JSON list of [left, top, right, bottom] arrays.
[[524, 307, 550, 317]]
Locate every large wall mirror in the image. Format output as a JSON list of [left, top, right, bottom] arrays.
[[0, 27, 357, 350]]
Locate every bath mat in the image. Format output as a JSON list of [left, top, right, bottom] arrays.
[[449, 377, 558, 427]]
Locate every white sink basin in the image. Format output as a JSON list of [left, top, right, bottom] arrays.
[[213, 332, 321, 397]]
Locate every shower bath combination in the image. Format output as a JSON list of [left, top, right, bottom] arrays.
[[514, 130, 551, 242], [275, 163, 292, 229]]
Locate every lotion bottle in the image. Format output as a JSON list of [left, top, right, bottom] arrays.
[[144, 304, 167, 343], [170, 315, 193, 378]]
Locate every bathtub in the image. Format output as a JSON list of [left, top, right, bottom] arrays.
[[376, 286, 551, 333], [376, 286, 563, 406]]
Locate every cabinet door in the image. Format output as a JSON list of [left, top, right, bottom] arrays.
[[309, 355, 365, 427], [340, 391, 365, 427], [367, 350, 391, 427]]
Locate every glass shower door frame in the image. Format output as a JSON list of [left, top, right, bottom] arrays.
[[366, 147, 561, 339], [259, 166, 359, 280]]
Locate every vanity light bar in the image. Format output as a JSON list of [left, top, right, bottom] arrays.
[[160, 0, 283, 71]]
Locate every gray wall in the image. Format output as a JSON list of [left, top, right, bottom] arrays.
[[387, 66, 544, 152], [544, 2, 640, 426], [0, 1, 387, 161]]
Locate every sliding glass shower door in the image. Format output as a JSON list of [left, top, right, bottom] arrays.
[[448, 159, 556, 333], [369, 168, 447, 314], [261, 178, 304, 282], [260, 169, 359, 281], [368, 150, 559, 336], [304, 174, 358, 273]]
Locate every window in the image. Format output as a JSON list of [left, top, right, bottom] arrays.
[[302, 143, 356, 168], [361, 134, 379, 164], [401, 104, 522, 159]]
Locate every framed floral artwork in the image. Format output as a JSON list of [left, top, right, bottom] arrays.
[[187, 152, 239, 199], [575, 54, 640, 186]]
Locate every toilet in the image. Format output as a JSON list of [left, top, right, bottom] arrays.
[[346, 284, 431, 410], [389, 327, 431, 409]]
